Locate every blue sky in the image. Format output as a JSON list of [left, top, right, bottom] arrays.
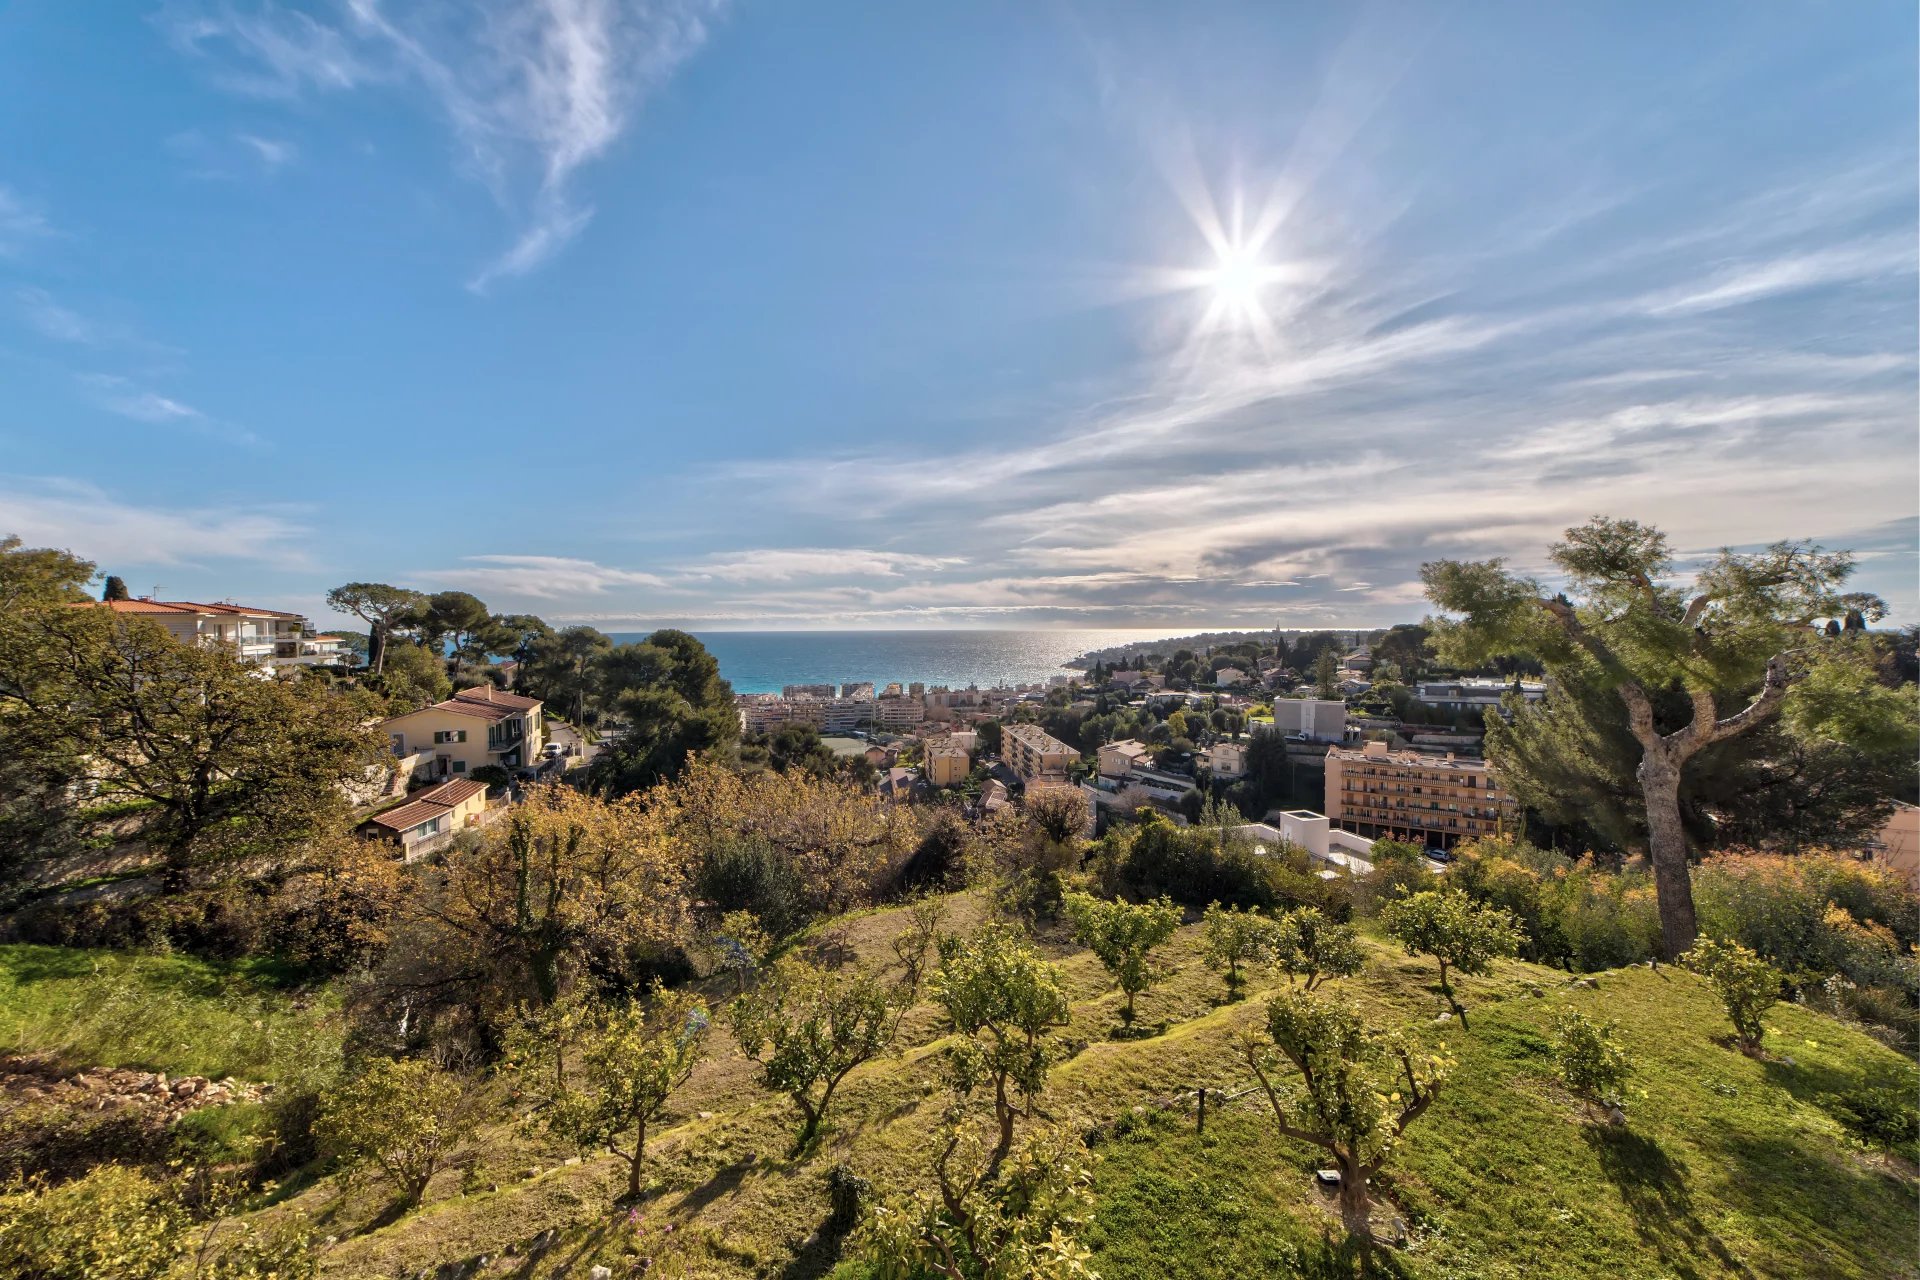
[[2, 1, 1915, 631]]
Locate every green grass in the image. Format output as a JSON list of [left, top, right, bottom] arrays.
[[5, 900, 1914, 1279], [0, 943, 340, 1082]]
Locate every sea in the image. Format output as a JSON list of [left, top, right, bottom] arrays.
[[602, 629, 1200, 696]]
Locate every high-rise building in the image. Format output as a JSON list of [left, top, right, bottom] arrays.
[[1323, 741, 1516, 848]]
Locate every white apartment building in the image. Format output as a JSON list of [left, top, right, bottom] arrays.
[[1266, 698, 1348, 742], [83, 598, 346, 673], [1415, 678, 1546, 710]]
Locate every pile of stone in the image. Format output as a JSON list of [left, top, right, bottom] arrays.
[[0, 1056, 268, 1116]]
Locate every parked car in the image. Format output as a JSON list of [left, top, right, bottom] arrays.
[[541, 742, 564, 759]]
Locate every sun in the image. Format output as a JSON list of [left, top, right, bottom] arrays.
[[1204, 245, 1271, 311]]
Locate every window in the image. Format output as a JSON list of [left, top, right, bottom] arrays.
[[433, 729, 468, 745], [451, 760, 467, 773], [411, 816, 442, 839]]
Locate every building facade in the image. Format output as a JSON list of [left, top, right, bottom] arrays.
[[358, 777, 492, 860], [82, 598, 345, 673], [926, 746, 971, 787], [1002, 722, 1078, 789], [381, 686, 547, 778], [1324, 740, 1517, 848], [1267, 698, 1348, 742]]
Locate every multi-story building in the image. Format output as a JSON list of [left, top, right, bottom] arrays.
[[1265, 698, 1347, 742], [782, 683, 836, 699], [874, 695, 926, 731], [1324, 740, 1516, 848], [1205, 740, 1248, 778], [1097, 739, 1153, 779], [926, 745, 971, 788], [1001, 722, 1078, 789], [82, 598, 346, 673], [840, 681, 875, 699], [381, 686, 547, 779], [1415, 678, 1546, 711]]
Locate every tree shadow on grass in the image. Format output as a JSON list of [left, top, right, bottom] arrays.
[[1280, 1229, 1418, 1280], [666, 1153, 757, 1218], [774, 1207, 854, 1280], [1584, 1126, 1753, 1280]]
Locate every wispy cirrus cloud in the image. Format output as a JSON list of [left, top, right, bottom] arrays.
[[0, 185, 55, 257], [15, 288, 96, 344], [1643, 235, 1917, 315], [0, 476, 311, 569], [681, 548, 968, 583], [428, 554, 671, 599], [161, 0, 728, 290]]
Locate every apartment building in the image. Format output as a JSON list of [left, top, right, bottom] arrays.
[[1265, 698, 1347, 742], [782, 683, 835, 699], [874, 695, 926, 731], [82, 598, 346, 672], [926, 745, 971, 788], [1001, 722, 1078, 789], [1204, 739, 1248, 778], [381, 686, 547, 778], [1324, 740, 1517, 848]]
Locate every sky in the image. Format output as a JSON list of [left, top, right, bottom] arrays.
[[1, 1, 1915, 632]]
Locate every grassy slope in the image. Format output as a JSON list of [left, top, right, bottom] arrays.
[[0, 943, 338, 1082], [7, 900, 1914, 1279]]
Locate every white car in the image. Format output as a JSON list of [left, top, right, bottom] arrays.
[[541, 742, 564, 759]]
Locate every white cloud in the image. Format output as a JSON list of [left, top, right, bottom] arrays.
[[236, 133, 297, 167], [682, 548, 967, 583], [0, 477, 311, 569], [427, 554, 671, 599], [163, 0, 727, 287], [15, 288, 95, 343], [0, 185, 54, 257], [1643, 236, 1916, 315]]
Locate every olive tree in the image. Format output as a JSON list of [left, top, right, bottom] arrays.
[[1422, 517, 1899, 959], [933, 925, 1071, 1172], [1242, 989, 1450, 1248], [1380, 889, 1522, 1024], [727, 954, 905, 1151], [511, 984, 711, 1200], [1063, 892, 1181, 1028], [1683, 935, 1781, 1055], [316, 1058, 478, 1210]]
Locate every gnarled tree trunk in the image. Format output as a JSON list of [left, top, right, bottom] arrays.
[[1636, 749, 1698, 961]]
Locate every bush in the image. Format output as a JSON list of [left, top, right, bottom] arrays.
[[0, 1165, 189, 1280], [1683, 936, 1781, 1054], [1549, 1008, 1632, 1118], [1092, 813, 1343, 916], [699, 834, 811, 940], [315, 1057, 478, 1209], [1822, 1079, 1920, 1159], [0, 1098, 169, 1184]]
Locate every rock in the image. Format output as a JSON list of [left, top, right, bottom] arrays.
[[1433, 1011, 1453, 1024], [563, 1155, 582, 1166], [1606, 1107, 1628, 1126], [697, 1110, 714, 1120], [590, 1267, 613, 1279]]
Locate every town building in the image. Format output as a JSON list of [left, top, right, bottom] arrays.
[[381, 686, 547, 779], [874, 695, 926, 731], [1204, 739, 1248, 779], [1324, 740, 1517, 848], [1001, 722, 1078, 789], [80, 598, 346, 673], [1266, 698, 1348, 742], [1214, 666, 1248, 687], [926, 746, 970, 787], [782, 683, 836, 699], [357, 777, 493, 860], [1097, 739, 1153, 779], [1415, 678, 1547, 710]]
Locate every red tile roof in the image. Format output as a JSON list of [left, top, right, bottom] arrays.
[[362, 777, 489, 834], [78, 599, 304, 619], [452, 686, 541, 711]]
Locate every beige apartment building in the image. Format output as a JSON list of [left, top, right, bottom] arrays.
[[1324, 740, 1517, 848], [1002, 722, 1078, 790]]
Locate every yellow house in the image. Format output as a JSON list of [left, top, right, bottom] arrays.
[[380, 686, 546, 780], [358, 778, 492, 859]]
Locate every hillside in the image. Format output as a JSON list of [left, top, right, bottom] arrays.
[[5, 893, 1912, 1280]]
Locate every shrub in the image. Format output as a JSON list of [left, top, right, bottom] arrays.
[[699, 833, 811, 940], [315, 1057, 478, 1209], [1823, 1080, 1920, 1159], [0, 1165, 189, 1280], [1549, 1008, 1632, 1119], [1683, 936, 1781, 1054]]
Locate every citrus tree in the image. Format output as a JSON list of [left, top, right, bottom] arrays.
[[1063, 892, 1181, 1028], [1550, 1007, 1633, 1120], [511, 984, 711, 1199], [1683, 935, 1781, 1054], [728, 954, 905, 1151], [1242, 989, 1450, 1249], [316, 1057, 478, 1210], [1275, 906, 1366, 990], [1380, 888, 1523, 1023], [933, 925, 1071, 1171], [1201, 902, 1283, 1000]]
